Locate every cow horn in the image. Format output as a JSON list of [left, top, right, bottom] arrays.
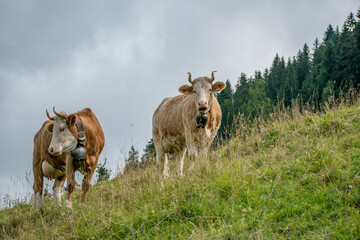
[[46, 109, 55, 120], [53, 107, 67, 118], [211, 70, 217, 83], [187, 72, 193, 84]]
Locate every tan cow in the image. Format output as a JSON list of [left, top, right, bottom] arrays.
[[33, 107, 105, 211], [152, 71, 226, 178]]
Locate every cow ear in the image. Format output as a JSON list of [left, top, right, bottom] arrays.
[[67, 114, 77, 127], [47, 123, 54, 132], [179, 85, 193, 95], [212, 81, 226, 93]]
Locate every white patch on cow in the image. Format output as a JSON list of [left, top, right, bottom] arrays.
[[42, 161, 65, 179], [54, 186, 62, 207], [65, 199, 72, 208], [35, 192, 42, 211], [202, 128, 212, 138], [49, 116, 77, 155], [78, 168, 88, 176], [192, 80, 212, 113], [175, 150, 186, 176], [176, 164, 183, 176]]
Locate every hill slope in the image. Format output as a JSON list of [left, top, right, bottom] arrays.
[[1, 103, 360, 239]]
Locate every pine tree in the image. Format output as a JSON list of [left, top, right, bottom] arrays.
[[141, 139, 156, 165], [216, 80, 234, 139], [96, 158, 112, 182], [322, 24, 340, 97], [338, 12, 357, 89], [265, 54, 286, 103], [247, 72, 273, 118], [234, 73, 249, 116], [124, 145, 139, 172], [284, 57, 297, 105], [296, 43, 311, 97], [353, 8, 360, 87]]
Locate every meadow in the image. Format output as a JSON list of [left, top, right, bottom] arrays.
[[1, 98, 360, 239]]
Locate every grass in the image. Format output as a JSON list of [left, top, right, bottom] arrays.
[[1, 100, 360, 239]]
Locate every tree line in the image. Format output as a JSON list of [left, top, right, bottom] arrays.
[[123, 8, 360, 171], [216, 9, 360, 138]]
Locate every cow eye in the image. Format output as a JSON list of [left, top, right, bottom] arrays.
[[209, 88, 212, 92], [59, 127, 65, 132]]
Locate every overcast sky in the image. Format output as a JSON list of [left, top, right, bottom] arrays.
[[0, 0, 358, 205]]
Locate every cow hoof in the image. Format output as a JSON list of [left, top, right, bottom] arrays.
[[65, 199, 72, 208], [162, 172, 169, 179]]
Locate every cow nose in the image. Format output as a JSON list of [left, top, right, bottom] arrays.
[[198, 101, 207, 107]]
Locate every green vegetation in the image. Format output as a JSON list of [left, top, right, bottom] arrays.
[[217, 8, 360, 139], [1, 99, 360, 239]]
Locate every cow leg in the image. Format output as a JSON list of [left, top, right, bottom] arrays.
[[81, 156, 97, 203], [175, 148, 186, 176], [65, 156, 75, 208], [186, 143, 198, 172], [200, 146, 209, 163], [53, 175, 66, 208], [33, 165, 44, 212], [188, 151, 198, 172], [185, 133, 198, 173], [156, 149, 169, 178]]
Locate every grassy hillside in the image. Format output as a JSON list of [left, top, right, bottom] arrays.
[[1, 102, 360, 239]]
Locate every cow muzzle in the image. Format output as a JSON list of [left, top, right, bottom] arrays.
[[198, 101, 208, 114], [48, 146, 62, 156]]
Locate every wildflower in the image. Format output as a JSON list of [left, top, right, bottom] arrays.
[[189, 179, 193, 181], [269, 180, 273, 182], [237, 179, 241, 182], [313, 150, 316, 153], [321, 174, 324, 177], [134, 200, 136, 203], [115, 194, 118, 197], [169, 208, 173, 211], [62, 226, 65, 228], [162, 196, 165, 199], [346, 150, 349, 152], [85, 227, 88, 230], [304, 203, 308, 206]]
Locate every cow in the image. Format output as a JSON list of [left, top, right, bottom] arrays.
[[33, 107, 105, 211], [152, 71, 226, 178]]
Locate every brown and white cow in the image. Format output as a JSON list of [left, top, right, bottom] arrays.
[[33, 107, 105, 211], [152, 71, 226, 178]]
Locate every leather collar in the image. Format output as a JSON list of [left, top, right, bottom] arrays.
[[71, 116, 86, 161], [76, 117, 85, 145]]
